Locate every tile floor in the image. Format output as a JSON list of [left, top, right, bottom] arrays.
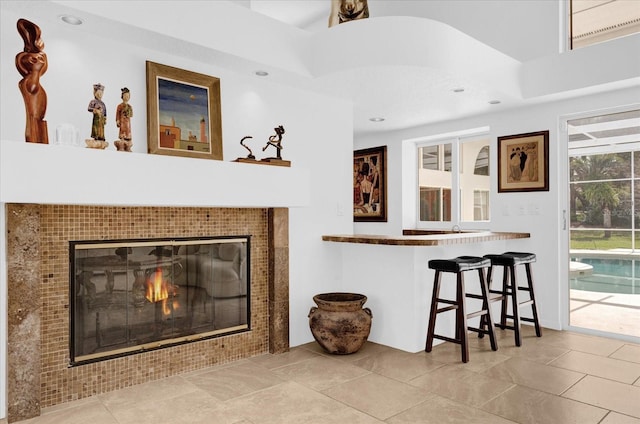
[[5, 326, 640, 424]]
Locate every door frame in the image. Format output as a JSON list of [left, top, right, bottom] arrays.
[[558, 104, 640, 343]]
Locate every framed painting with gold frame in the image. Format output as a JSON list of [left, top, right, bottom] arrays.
[[354, 146, 387, 222], [497, 130, 549, 192], [146, 61, 223, 160]]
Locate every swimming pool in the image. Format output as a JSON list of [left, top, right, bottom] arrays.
[[570, 257, 640, 294]]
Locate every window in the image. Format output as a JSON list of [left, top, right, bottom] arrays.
[[416, 132, 490, 227], [570, 0, 640, 50]]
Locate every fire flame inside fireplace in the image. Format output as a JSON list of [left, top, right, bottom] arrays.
[[146, 268, 173, 315]]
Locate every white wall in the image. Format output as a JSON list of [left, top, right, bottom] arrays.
[[355, 86, 640, 334], [0, 4, 353, 419]]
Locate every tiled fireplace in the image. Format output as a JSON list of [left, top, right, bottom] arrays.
[[6, 204, 290, 423]]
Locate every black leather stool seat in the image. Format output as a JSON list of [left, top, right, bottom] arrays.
[[425, 255, 497, 363], [483, 252, 536, 266], [482, 251, 542, 346], [429, 256, 491, 273]]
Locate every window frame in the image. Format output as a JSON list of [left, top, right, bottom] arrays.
[[407, 127, 491, 231]]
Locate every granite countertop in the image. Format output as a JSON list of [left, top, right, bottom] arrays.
[[321, 231, 530, 246]]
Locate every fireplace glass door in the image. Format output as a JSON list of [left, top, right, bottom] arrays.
[[70, 237, 250, 364]]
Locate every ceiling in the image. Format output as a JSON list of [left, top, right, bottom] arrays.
[[231, 0, 639, 136]]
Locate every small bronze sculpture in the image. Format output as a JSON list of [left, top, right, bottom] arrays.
[[262, 125, 285, 160], [16, 18, 49, 144], [240, 135, 255, 159]]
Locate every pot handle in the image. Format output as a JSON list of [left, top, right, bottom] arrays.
[[308, 306, 318, 318], [364, 307, 372, 317]]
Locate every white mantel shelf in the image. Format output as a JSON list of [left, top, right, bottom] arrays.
[[0, 140, 310, 208]]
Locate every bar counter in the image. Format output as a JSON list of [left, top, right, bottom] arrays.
[[322, 231, 530, 246], [320, 230, 532, 352]]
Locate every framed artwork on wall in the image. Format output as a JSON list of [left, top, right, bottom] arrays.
[[497, 130, 549, 192], [354, 145, 387, 222], [146, 61, 223, 160]]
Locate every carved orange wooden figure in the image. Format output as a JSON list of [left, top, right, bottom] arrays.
[[16, 18, 49, 144]]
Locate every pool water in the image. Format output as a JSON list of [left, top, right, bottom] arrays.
[[570, 258, 640, 294]]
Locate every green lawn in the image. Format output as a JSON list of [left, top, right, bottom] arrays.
[[570, 230, 632, 250]]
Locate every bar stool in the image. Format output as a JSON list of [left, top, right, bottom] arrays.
[[425, 256, 498, 363], [482, 252, 542, 347]]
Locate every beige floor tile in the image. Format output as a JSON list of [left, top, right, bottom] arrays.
[[300, 340, 391, 362], [224, 380, 370, 424], [18, 399, 118, 424], [468, 325, 544, 350], [248, 346, 321, 370], [488, 338, 569, 364], [563, 375, 640, 418], [321, 373, 429, 420], [425, 341, 511, 373], [184, 361, 285, 401], [539, 331, 625, 356], [271, 355, 370, 391], [350, 347, 444, 382], [304, 408, 386, 424], [483, 384, 608, 424], [98, 375, 199, 410], [387, 392, 517, 424], [408, 365, 515, 407], [106, 389, 232, 424], [482, 356, 585, 394], [549, 350, 640, 384], [601, 412, 640, 424], [611, 344, 640, 364]]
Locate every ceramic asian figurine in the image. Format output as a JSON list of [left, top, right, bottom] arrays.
[[114, 87, 133, 151], [15, 18, 49, 144], [87, 83, 107, 141]]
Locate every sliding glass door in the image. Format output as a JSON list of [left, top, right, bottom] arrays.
[[567, 109, 640, 339]]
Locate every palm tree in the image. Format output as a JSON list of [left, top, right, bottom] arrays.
[[583, 181, 620, 238], [570, 153, 627, 237]]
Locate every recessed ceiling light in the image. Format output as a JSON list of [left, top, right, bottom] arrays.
[[488, 100, 501, 105], [60, 15, 83, 25], [452, 88, 465, 93], [255, 70, 269, 77], [369, 117, 385, 122]]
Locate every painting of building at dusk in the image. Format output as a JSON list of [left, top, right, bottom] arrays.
[[158, 77, 211, 153]]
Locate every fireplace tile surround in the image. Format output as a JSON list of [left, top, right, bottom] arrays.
[[6, 204, 289, 423]]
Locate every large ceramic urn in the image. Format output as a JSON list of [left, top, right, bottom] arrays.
[[308, 292, 372, 354]]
